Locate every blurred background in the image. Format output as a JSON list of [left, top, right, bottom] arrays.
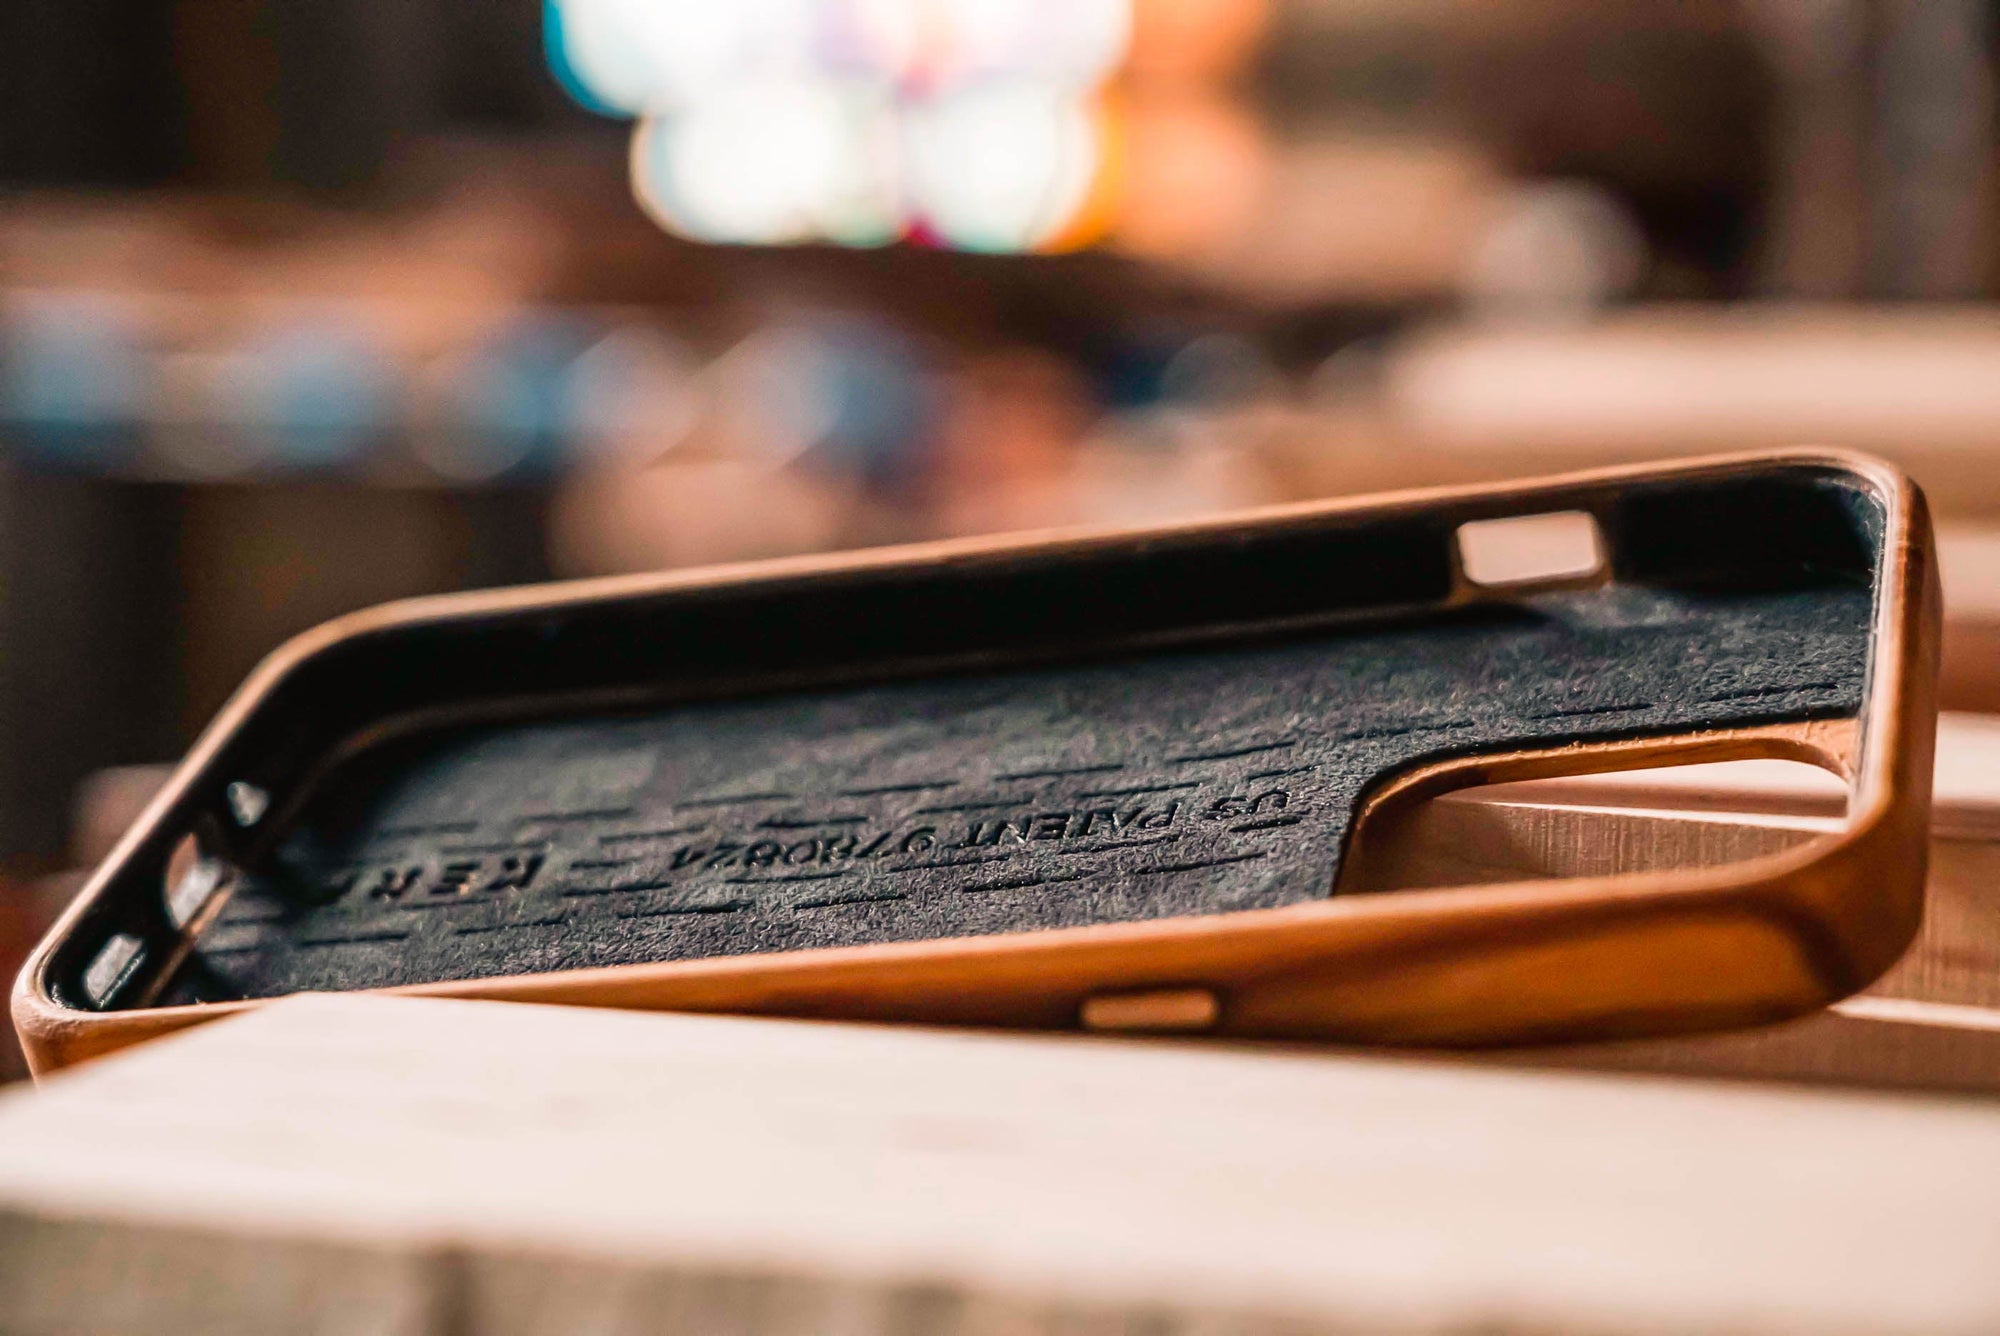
[[3, 0, 1999, 1074]]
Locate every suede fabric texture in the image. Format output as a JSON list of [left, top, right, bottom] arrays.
[[178, 581, 1870, 1000]]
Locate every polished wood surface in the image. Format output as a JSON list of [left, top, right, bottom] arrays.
[[12, 452, 1941, 1071], [3, 992, 1999, 1335]]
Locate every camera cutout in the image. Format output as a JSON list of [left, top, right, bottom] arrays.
[[1341, 756, 1848, 894]]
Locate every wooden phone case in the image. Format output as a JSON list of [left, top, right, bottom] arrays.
[[12, 451, 1940, 1073]]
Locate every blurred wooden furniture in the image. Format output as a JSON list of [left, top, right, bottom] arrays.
[[1370, 310, 2000, 519], [1939, 528, 2000, 710], [1, 991, 1998, 1335]]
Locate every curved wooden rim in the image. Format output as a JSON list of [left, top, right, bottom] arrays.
[[10, 448, 1939, 1072]]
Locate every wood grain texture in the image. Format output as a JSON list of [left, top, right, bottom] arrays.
[[11, 451, 1941, 1070], [4, 993, 2000, 1335]]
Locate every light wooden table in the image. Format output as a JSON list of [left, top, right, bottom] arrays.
[[2, 991, 1999, 1335]]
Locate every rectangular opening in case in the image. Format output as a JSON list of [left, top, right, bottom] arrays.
[[1457, 511, 1605, 587]]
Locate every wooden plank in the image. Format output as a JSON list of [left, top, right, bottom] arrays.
[[2, 992, 1999, 1334]]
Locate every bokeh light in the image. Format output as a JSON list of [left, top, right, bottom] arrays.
[[552, 0, 1173, 252], [903, 83, 1104, 253], [911, 0, 1131, 90], [630, 81, 900, 246], [424, 315, 599, 481], [235, 320, 397, 470], [561, 326, 703, 466], [0, 294, 148, 470], [547, 0, 823, 114]]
